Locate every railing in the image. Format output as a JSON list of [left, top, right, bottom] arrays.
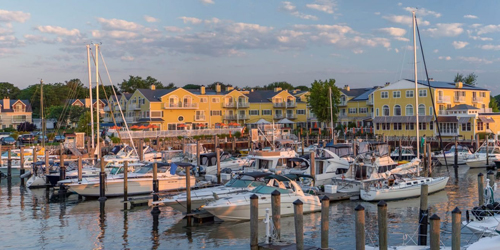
[[128, 104, 141, 110], [286, 102, 296, 108], [366, 99, 373, 105], [286, 114, 297, 119], [12, 118, 27, 123], [273, 103, 286, 108], [339, 101, 347, 106], [438, 110, 448, 115], [274, 114, 285, 119], [224, 114, 249, 120], [195, 115, 206, 121], [338, 113, 348, 118], [440, 129, 459, 136], [163, 103, 198, 109], [118, 128, 243, 138], [479, 108, 492, 113], [125, 117, 138, 123], [437, 96, 451, 103], [473, 97, 484, 103], [454, 96, 465, 103], [223, 102, 250, 108]]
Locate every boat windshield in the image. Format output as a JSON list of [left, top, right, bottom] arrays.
[[134, 166, 152, 174], [252, 185, 290, 194], [476, 146, 499, 154], [110, 167, 123, 175], [225, 179, 263, 188]]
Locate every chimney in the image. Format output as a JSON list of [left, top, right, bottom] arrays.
[[151, 84, 156, 90], [344, 85, 350, 91], [455, 81, 463, 89], [428, 78, 434, 81], [3, 98, 10, 110], [274, 87, 282, 92], [226, 85, 234, 92], [216, 83, 221, 93], [200, 85, 206, 95], [85, 98, 91, 108], [385, 82, 390, 86]]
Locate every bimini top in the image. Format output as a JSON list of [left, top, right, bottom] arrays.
[[284, 173, 315, 181], [239, 172, 273, 179]]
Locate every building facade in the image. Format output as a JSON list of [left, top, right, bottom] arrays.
[[0, 98, 33, 129]]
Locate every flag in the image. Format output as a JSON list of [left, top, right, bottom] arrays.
[[361, 127, 364, 134], [170, 163, 178, 175]]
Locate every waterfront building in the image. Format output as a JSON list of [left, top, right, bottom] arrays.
[[68, 98, 107, 116], [338, 85, 378, 128], [0, 98, 32, 129]]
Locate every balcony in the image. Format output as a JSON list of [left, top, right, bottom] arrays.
[[274, 114, 285, 119], [473, 97, 484, 103], [125, 117, 138, 123], [338, 101, 347, 106], [438, 110, 448, 115], [224, 114, 249, 120], [439, 129, 459, 136], [195, 115, 206, 121], [366, 99, 373, 105], [273, 102, 296, 108], [128, 104, 141, 110], [437, 96, 451, 104], [223, 102, 250, 108], [286, 114, 297, 119], [479, 108, 493, 113], [286, 102, 296, 108], [164, 103, 198, 109], [454, 96, 465, 103]]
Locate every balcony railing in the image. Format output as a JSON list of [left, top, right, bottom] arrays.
[[286, 102, 296, 108], [286, 114, 297, 119], [438, 110, 448, 115], [274, 114, 285, 119], [454, 96, 465, 103], [164, 103, 198, 109], [366, 99, 373, 105], [479, 108, 492, 113], [195, 115, 206, 121], [437, 96, 451, 103], [339, 101, 347, 106], [128, 104, 142, 110], [125, 117, 138, 123], [224, 114, 249, 120], [473, 97, 484, 103], [273, 102, 296, 108], [439, 129, 459, 136], [223, 102, 250, 108]]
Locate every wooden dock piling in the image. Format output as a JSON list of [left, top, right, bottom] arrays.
[[7, 149, 11, 178], [78, 156, 82, 182], [123, 161, 128, 210], [418, 184, 428, 246], [250, 194, 258, 250], [98, 157, 107, 201], [377, 200, 388, 250], [310, 151, 316, 181], [487, 170, 495, 188], [293, 199, 304, 250], [478, 173, 484, 206], [451, 207, 461, 250], [216, 147, 221, 184], [20, 147, 25, 186], [355, 204, 365, 250], [429, 214, 440, 250]]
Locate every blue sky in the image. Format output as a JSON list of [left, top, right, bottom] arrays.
[[2, 0, 500, 94]]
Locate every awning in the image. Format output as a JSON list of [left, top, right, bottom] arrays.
[[251, 118, 271, 125], [437, 116, 458, 123], [277, 118, 295, 124], [138, 118, 164, 122], [373, 116, 433, 123], [458, 117, 470, 124], [479, 116, 495, 123]]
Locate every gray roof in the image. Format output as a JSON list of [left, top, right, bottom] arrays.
[[410, 79, 489, 91], [187, 89, 231, 95], [69, 99, 108, 105], [447, 104, 479, 110], [351, 87, 379, 101], [340, 87, 372, 97], [136, 88, 177, 101], [0, 99, 32, 112], [374, 116, 433, 123], [245, 90, 281, 103]]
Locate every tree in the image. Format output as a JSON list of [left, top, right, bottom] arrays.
[[454, 72, 478, 86], [76, 110, 101, 135], [307, 79, 341, 124], [118, 75, 164, 93], [264, 81, 294, 91], [165, 83, 176, 89], [490, 96, 500, 112], [207, 82, 227, 90], [0, 82, 21, 98], [183, 84, 201, 89]]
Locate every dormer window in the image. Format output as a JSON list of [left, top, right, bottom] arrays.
[[14, 103, 25, 113]]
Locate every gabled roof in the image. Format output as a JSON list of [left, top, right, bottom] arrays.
[[411, 79, 489, 91], [68, 99, 108, 105], [187, 89, 230, 95], [351, 87, 379, 101], [0, 99, 32, 113], [447, 104, 479, 110], [245, 90, 283, 102], [136, 88, 178, 101], [340, 87, 372, 97]]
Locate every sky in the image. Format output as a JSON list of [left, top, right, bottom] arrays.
[[2, 0, 500, 94]]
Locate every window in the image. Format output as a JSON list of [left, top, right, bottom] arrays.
[[381, 123, 386, 130], [480, 92, 486, 98], [430, 121, 434, 130], [406, 90, 414, 98], [419, 89, 427, 97], [262, 110, 272, 116], [394, 123, 402, 130], [210, 110, 222, 116], [419, 122, 427, 130], [167, 124, 177, 130], [296, 109, 306, 115], [249, 110, 259, 116], [211, 98, 220, 103], [405, 105, 414, 116], [487, 123, 490, 130], [418, 104, 425, 115], [376, 108, 379, 116], [349, 108, 357, 114], [477, 121, 484, 130], [359, 108, 368, 114], [376, 123, 380, 130], [386, 123, 390, 130], [406, 123, 414, 130], [381, 92, 388, 99], [200, 97, 208, 103], [393, 91, 401, 98], [382, 105, 389, 116], [178, 116, 184, 122], [394, 105, 401, 116], [429, 107, 433, 116], [462, 122, 471, 131]]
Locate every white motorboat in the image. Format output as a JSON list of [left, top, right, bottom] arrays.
[[65, 162, 195, 197], [152, 172, 272, 212], [243, 149, 298, 172], [360, 175, 449, 201], [465, 139, 500, 168], [104, 145, 161, 162], [434, 145, 473, 165], [390, 146, 416, 162], [203, 175, 321, 221], [199, 151, 252, 175]]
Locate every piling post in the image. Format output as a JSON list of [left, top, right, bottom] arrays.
[[427, 142, 432, 177], [271, 190, 281, 241], [0, 145, 2, 170], [59, 153, 66, 180], [250, 194, 259, 250], [378, 201, 388, 250], [216, 147, 221, 184], [486, 135, 489, 166], [151, 162, 160, 215], [355, 204, 365, 250], [487, 170, 495, 188], [78, 156, 83, 182], [123, 161, 128, 210], [454, 136, 459, 169], [478, 173, 484, 206], [44, 151, 49, 176], [451, 207, 461, 250], [310, 151, 316, 180], [139, 138, 144, 161], [333, 132, 337, 144], [98, 157, 107, 201], [196, 139, 201, 176], [429, 214, 440, 250], [475, 133, 480, 152], [232, 136, 236, 152], [20, 146, 25, 185], [186, 165, 192, 226], [247, 134, 251, 149], [321, 196, 330, 249], [423, 139, 427, 168], [33, 147, 37, 165], [293, 199, 304, 250], [418, 184, 429, 246], [353, 139, 357, 157], [398, 137, 402, 161], [215, 135, 219, 149], [7, 149, 12, 178], [301, 140, 305, 156], [294, 142, 298, 153]]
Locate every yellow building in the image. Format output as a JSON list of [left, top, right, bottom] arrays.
[[338, 85, 378, 128], [372, 79, 494, 138], [0, 98, 33, 129]]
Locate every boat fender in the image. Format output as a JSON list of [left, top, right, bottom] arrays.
[[20, 171, 32, 179], [213, 192, 220, 200]]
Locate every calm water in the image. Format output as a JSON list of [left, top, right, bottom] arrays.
[[0, 166, 497, 249]]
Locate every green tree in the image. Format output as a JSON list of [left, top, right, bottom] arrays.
[[118, 75, 164, 93], [165, 83, 176, 89], [489, 96, 500, 112], [0, 82, 21, 98], [264, 81, 294, 91], [183, 84, 201, 89], [76, 110, 101, 135], [65, 79, 88, 99], [454, 72, 478, 86], [307, 79, 341, 124], [295, 85, 310, 91]]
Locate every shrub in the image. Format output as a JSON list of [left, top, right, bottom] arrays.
[[10, 132, 19, 140], [110, 136, 121, 143], [234, 131, 242, 138]]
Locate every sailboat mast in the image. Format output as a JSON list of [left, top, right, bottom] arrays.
[[95, 44, 100, 158], [40, 79, 45, 149], [87, 45, 95, 151], [329, 87, 334, 140], [413, 11, 420, 160]]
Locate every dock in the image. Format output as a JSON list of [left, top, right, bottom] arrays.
[[258, 243, 318, 250]]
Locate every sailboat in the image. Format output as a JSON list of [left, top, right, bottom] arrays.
[[360, 11, 449, 201]]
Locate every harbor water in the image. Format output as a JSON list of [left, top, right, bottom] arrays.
[[0, 166, 497, 249]]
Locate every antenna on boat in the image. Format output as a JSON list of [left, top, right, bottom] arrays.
[[413, 11, 420, 165]]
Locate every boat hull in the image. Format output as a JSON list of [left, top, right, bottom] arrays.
[[360, 177, 449, 201], [462, 214, 500, 237], [435, 155, 466, 165], [466, 158, 496, 168], [26, 175, 47, 188]]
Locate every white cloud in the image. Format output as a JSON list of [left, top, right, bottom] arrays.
[[97, 17, 143, 30], [433, 49, 439, 53], [120, 56, 135, 61], [92, 30, 138, 39], [468, 34, 492, 41], [425, 23, 463, 37], [200, 0, 215, 4], [478, 24, 500, 35], [144, 15, 159, 23], [452, 41, 468, 49], [457, 56, 492, 64], [403, 7, 441, 18], [306, 0, 337, 14], [395, 48, 399, 53], [397, 2, 402, 6], [480, 44, 500, 50], [394, 37, 409, 42], [164, 26, 186, 33], [374, 12, 380, 15], [438, 56, 451, 60], [464, 15, 478, 19], [377, 27, 406, 37], [0, 9, 30, 23], [36, 26, 80, 36], [180, 16, 203, 25], [280, 2, 318, 20], [382, 15, 430, 26], [352, 49, 363, 54], [470, 23, 482, 28]]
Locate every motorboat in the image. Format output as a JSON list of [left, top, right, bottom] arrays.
[[26, 161, 53, 188], [434, 145, 473, 165], [104, 145, 161, 162], [0, 156, 36, 176], [390, 146, 416, 162], [152, 172, 272, 213], [465, 139, 500, 168], [203, 174, 321, 221], [198, 151, 252, 175], [243, 149, 298, 172], [360, 175, 449, 201], [65, 162, 196, 197], [462, 181, 500, 237]]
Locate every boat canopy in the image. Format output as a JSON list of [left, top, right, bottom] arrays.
[[284, 173, 315, 181], [239, 172, 273, 179], [264, 174, 295, 182]]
